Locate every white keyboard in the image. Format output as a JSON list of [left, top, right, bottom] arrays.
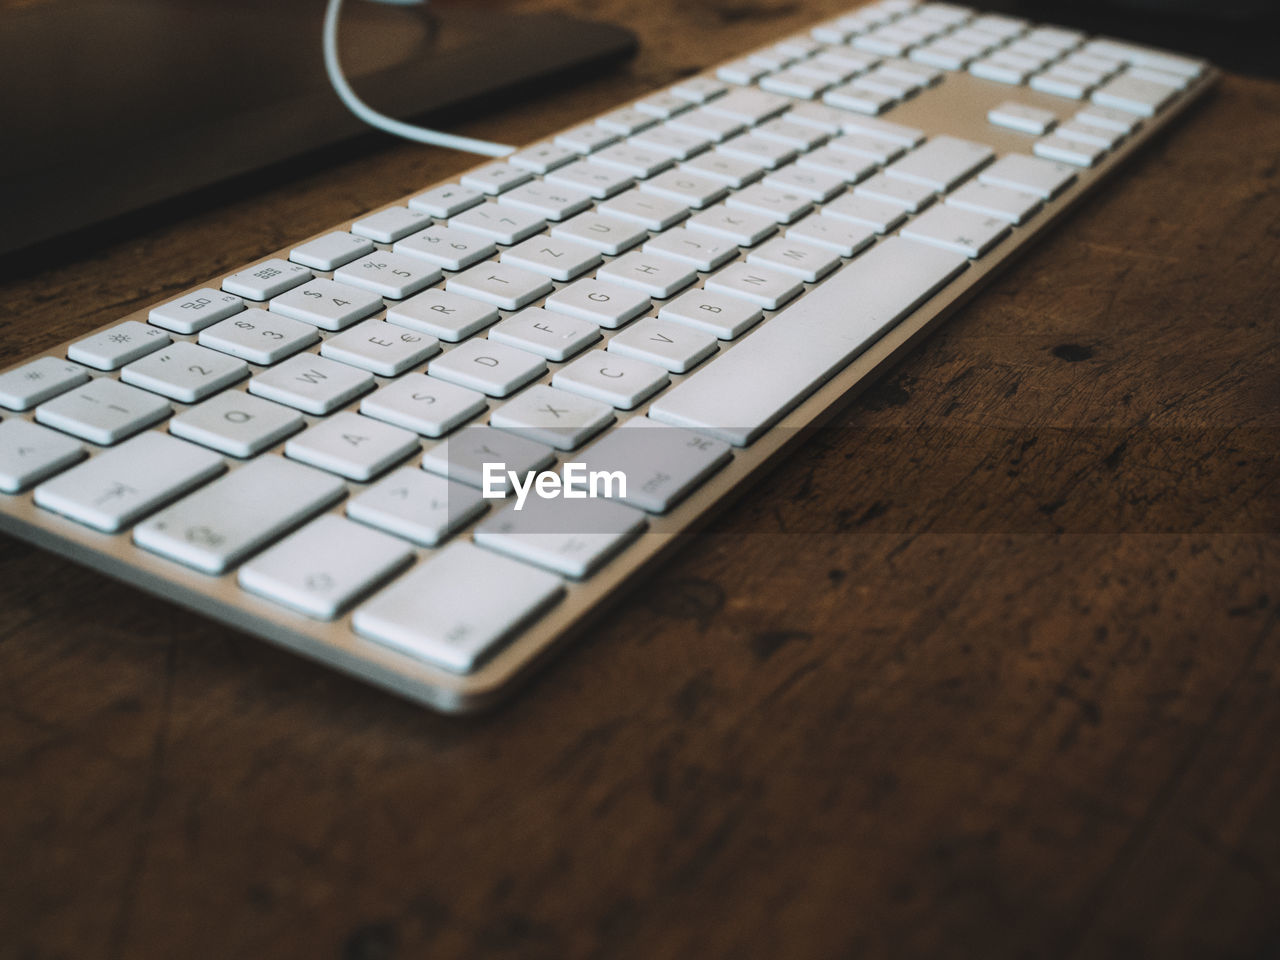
[[0, 2, 1215, 712]]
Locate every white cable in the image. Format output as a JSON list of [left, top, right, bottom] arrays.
[[322, 0, 515, 157]]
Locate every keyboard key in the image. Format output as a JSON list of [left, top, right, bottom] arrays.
[[445, 262, 554, 311], [427, 339, 546, 397], [764, 166, 847, 202], [393, 225, 497, 271], [460, 162, 533, 195], [332, 252, 442, 299], [702, 88, 791, 124], [823, 83, 897, 115], [1030, 66, 1097, 100], [1054, 121, 1124, 149], [544, 279, 652, 329], [828, 131, 906, 164], [759, 68, 835, 99], [553, 350, 669, 409], [576, 420, 731, 512], [946, 180, 1042, 224], [705, 262, 805, 309], [716, 135, 797, 169], [386, 289, 499, 342], [474, 496, 646, 579], [598, 189, 690, 231], [785, 215, 876, 256], [545, 160, 635, 199], [591, 143, 675, 179], [408, 183, 484, 218], [551, 212, 648, 255], [169, 390, 306, 458], [269, 279, 384, 331], [420, 425, 555, 490], [1074, 104, 1143, 134], [667, 107, 747, 142], [634, 91, 696, 119], [822, 193, 908, 233], [352, 541, 564, 674], [500, 235, 603, 281], [669, 75, 730, 103], [67, 321, 171, 371], [747, 236, 842, 282], [347, 467, 487, 547], [0, 357, 91, 411], [687, 205, 777, 245], [248, 354, 375, 415], [35, 431, 225, 533], [640, 168, 728, 209], [359, 374, 488, 437], [680, 152, 764, 188], [133, 455, 346, 574], [489, 384, 615, 450], [148, 288, 245, 334], [222, 259, 313, 301], [239, 515, 413, 620], [0, 419, 85, 493], [717, 57, 768, 85], [596, 106, 659, 136], [198, 311, 319, 365], [840, 115, 925, 147], [509, 141, 578, 173], [120, 341, 249, 403], [901, 204, 1010, 257], [285, 411, 420, 481], [659, 288, 763, 339], [1034, 134, 1106, 167], [649, 237, 967, 445], [607, 317, 719, 373], [979, 153, 1077, 199], [290, 231, 377, 269], [320, 320, 440, 376], [596, 250, 699, 298], [795, 146, 877, 183], [350, 207, 434, 244], [555, 124, 621, 154], [988, 100, 1059, 135], [1091, 73, 1175, 116], [642, 228, 739, 272], [449, 203, 546, 245], [488, 308, 602, 362], [854, 172, 936, 212], [886, 135, 995, 191], [627, 125, 712, 161], [497, 181, 593, 221]]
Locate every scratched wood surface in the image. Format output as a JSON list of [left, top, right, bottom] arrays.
[[2, 1, 1278, 957]]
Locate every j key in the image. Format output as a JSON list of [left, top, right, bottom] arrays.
[[500, 236, 602, 282], [746, 237, 842, 283], [248, 354, 376, 415], [350, 207, 434, 244], [148, 288, 245, 334], [642, 228, 739, 272], [352, 541, 564, 674], [0, 357, 90, 411], [576, 419, 731, 513], [120, 341, 249, 404], [596, 251, 699, 299], [822, 193, 908, 233], [445, 262, 554, 311], [544, 279, 652, 329], [332, 253, 442, 300], [359, 373, 488, 437], [552, 349, 669, 409], [497, 181, 593, 221], [550, 212, 648, 255], [639, 169, 728, 208], [946, 180, 1043, 224], [427, 339, 547, 397], [474, 495, 646, 580], [544, 160, 635, 200], [198, 311, 319, 365], [222, 259, 313, 301], [168, 390, 306, 458], [979, 153, 1077, 199], [290, 231, 377, 270], [393, 225, 497, 271], [460, 162, 533, 195], [408, 182, 484, 218], [449, 203, 546, 245], [347, 467, 488, 547], [900, 205, 1011, 257], [785, 215, 876, 257], [269, 279, 384, 331], [488, 308, 601, 362], [659, 288, 764, 339], [607, 317, 719, 373], [320, 320, 440, 376], [885, 135, 995, 192], [35, 431, 225, 533], [419, 425, 555, 490], [704, 262, 805, 310], [386, 289, 499, 342], [0, 419, 85, 493], [285, 411, 420, 482], [598, 190, 690, 231], [133, 455, 346, 574], [67, 321, 171, 371], [238, 515, 414, 620], [489, 383, 615, 451]]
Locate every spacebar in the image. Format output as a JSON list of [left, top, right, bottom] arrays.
[[648, 237, 968, 446]]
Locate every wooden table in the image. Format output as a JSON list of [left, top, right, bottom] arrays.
[[2, 2, 1277, 956]]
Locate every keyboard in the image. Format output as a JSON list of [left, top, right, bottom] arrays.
[[0, 1, 1215, 713]]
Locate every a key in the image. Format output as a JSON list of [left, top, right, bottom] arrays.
[[764, 166, 846, 202], [901, 205, 1010, 257], [591, 143, 675, 179], [34, 431, 225, 533], [886, 135, 995, 192], [67, 321, 171, 371], [408, 182, 484, 218], [854, 173, 936, 212], [596, 107, 658, 136], [946, 180, 1042, 224], [290, 231, 377, 269], [168, 390, 305, 458], [627, 125, 712, 161], [705, 262, 805, 309], [607, 317, 718, 373], [239, 515, 413, 620], [640, 169, 728, 209], [448, 203, 546, 245], [544, 161, 634, 199], [248, 353, 375, 415], [642, 228, 739, 272], [598, 190, 690, 231], [659, 288, 763, 339], [649, 238, 967, 445], [499, 236, 602, 282], [822, 193, 908, 233], [0, 357, 91, 411], [474, 496, 646, 580], [360, 373, 487, 437], [716, 135, 798, 170], [1033, 134, 1106, 167], [687, 205, 777, 245], [198, 310, 319, 365], [120, 341, 249, 403], [427, 339, 546, 397], [988, 101, 1059, 135], [460, 162, 533, 196], [132, 455, 346, 574], [550, 212, 648, 255], [555, 123, 621, 154], [352, 540, 564, 674], [393, 225, 497, 271], [285, 411, 420, 482], [979, 153, 1077, 199], [544, 279, 652, 329], [269, 278, 384, 331], [747, 236, 842, 282], [488, 308, 602, 362], [796, 146, 877, 184], [596, 251, 699, 299], [785, 215, 875, 257], [332, 252, 442, 300], [347, 467, 487, 547], [667, 107, 747, 143], [576, 419, 731, 512], [489, 384, 615, 451], [497, 181, 593, 221], [680, 152, 764, 188], [445, 262, 554, 311], [385, 289, 499, 342], [509, 142, 578, 174], [420, 425, 556, 490], [222, 259, 313, 301], [350, 207, 434, 244], [148, 288, 245, 334], [702, 88, 791, 124], [320, 320, 440, 376], [828, 132, 906, 164], [552, 350, 669, 409], [0, 419, 85, 493]]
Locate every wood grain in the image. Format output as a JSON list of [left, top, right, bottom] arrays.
[[2, 1, 1278, 957]]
